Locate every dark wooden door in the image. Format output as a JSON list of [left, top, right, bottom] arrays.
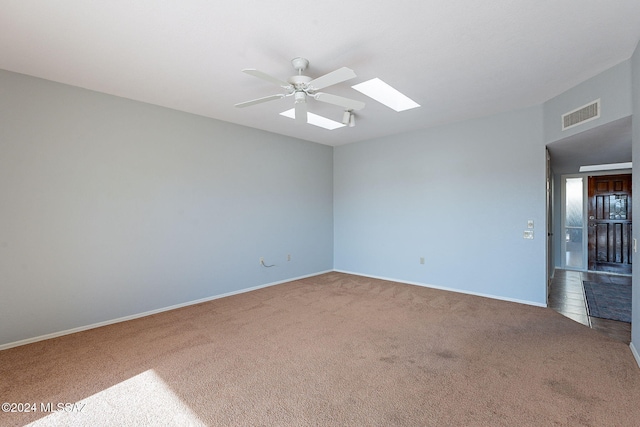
[[588, 174, 632, 274]]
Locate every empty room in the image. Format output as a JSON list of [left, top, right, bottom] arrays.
[[2, 2, 640, 425]]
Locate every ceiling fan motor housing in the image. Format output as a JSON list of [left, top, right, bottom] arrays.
[[288, 75, 312, 92]]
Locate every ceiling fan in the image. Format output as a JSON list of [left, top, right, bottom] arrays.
[[234, 57, 365, 125]]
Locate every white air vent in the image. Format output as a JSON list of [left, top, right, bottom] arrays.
[[562, 99, 600, 131]]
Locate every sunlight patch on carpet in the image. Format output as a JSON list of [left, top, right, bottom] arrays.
[[26, 370, 206, 426]]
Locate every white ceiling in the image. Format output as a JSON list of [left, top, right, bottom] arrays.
[[1, 1, 640, 147]]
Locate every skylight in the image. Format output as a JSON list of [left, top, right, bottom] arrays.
[[280, 109, 345, 130], [579, 162, 632, 172], [351, 78, 420, 112]]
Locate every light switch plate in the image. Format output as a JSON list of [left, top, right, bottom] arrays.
[[527, 220, 534, 229], [523, 230, 534, 239]]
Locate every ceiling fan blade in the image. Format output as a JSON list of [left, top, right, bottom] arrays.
[[242, 69, 292, 89], [313, 92, 365, 111], [307, 67, 357, 91], [295, 100, 307, 124], [234, 94, 285, 108]]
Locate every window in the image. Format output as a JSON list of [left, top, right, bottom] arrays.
[[564, 177, 584, 269]]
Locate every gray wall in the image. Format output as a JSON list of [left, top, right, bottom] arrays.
[[2, 45, 639, 352], [544, 60, 632, 144], [0, 70, 334, 346], [334, 106, 547, 305]]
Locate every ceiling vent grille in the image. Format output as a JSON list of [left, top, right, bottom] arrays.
[[562, 99, 600, 131]]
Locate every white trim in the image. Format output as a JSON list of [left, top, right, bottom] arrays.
[[333, 269, 547, 308], [0, 270, 332, 351], [630, 342, 640, 369]]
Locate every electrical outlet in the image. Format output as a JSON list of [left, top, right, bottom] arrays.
[[420, 257, 425, 265], [287, 254, 291, 261], [259, 257, 264, 265]]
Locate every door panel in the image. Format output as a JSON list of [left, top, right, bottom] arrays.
[[588, 174, 632, 274]]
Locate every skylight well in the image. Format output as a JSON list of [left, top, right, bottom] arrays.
[[280, 109, 345, 130], [579, 162, 632, 172], [352, 78, 420, 112]]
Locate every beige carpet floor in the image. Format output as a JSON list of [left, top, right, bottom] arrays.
[[1, 272, 639, 426]]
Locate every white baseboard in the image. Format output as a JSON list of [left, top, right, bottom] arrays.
[[0, 270, 332, 351], [630, 342, 640, 369], [333, 269, 547, 308]]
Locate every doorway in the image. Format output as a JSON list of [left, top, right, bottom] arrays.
[[552, 173, 633, 341], [547, 117, 633, 338]]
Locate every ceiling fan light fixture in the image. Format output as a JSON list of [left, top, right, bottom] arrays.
[[342, 110, 351, 125], [280, 109, 345, 130], [294, 91, 306, 103], [352, 78, 420, 112], [342, 110, 356, 127]]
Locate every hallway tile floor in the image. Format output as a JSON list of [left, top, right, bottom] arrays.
[[549, 269, 631, 344]]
